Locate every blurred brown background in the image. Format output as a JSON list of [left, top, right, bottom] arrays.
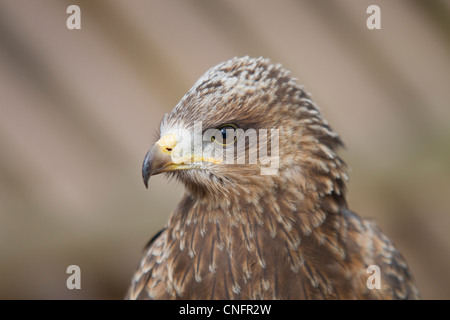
[[0, 0, 449, 299]]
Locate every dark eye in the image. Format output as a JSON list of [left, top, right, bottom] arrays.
[[211, 124, 238, 145]]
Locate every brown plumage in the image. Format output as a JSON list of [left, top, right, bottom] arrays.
[[126, 57, 420, 299]]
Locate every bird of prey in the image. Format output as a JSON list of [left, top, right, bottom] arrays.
[[126, 57, 420, 299]]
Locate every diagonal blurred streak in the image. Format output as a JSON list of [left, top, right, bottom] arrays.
[[190, 0, 279, 60], [66, 0, 189, 106], [303, 0, 437, 136], [0, 4, 126, 168], [0, 132, 44, 218], [412, 0, 450, 51]]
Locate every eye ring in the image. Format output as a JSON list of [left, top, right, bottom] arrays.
[[211, 124, 238, 145]]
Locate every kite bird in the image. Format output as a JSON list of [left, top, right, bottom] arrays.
[[126, 57, 420, 299]]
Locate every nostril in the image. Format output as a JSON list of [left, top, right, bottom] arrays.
[[165, 148, 172, 152]]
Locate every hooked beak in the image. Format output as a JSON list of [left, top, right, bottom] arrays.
[[142, 134, 178, 188], [142, 132, 223, 188]]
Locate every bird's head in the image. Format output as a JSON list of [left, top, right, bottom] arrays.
[[143, 57, 347, 205]]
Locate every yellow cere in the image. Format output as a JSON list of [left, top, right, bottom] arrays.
[[156, 133, 177, 153], [157, 133, 223, 165]]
